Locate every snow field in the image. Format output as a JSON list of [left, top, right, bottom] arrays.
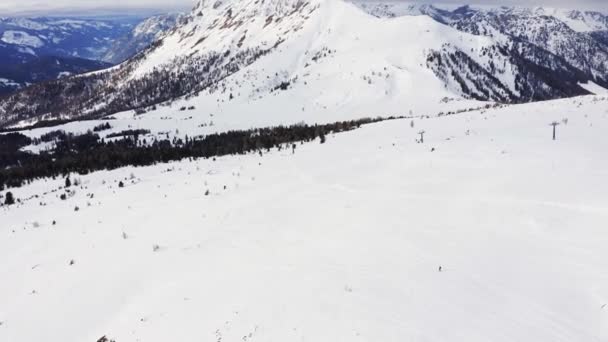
[[1, 95, 607, 342]]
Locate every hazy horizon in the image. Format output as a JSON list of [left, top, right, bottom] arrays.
[[1, 0, 607, 17]]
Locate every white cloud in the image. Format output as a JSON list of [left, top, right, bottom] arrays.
[[0, 0, 194, 15]]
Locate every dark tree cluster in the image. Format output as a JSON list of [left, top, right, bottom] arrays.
[[29, 130, 100, 150], [32, 130, 69, 145], [0, 132, 31, 151], [0, 119, 76, 133], [93, 122, 112, 132], [0, 117, 390, 189], [0, 133, 33, 175], [106, 129, 151, 139]]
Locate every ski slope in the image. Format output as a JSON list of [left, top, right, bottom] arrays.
[[1, 95, 607, 342]]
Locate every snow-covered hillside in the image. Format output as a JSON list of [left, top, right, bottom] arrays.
[[0, 0, 477, 126], [1, 1, 606, 340], [353, 2, 608, 93], [1, 30, 45, 48], [3, 0, 607, 127], [1, 95, 607, 342]]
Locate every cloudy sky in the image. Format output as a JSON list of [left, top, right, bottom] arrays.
[[0, 0, 606, 15]]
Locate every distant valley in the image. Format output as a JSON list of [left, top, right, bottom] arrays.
[[0, 13, 182, 95]]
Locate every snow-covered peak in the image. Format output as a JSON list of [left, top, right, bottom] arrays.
[[193, 0, 319, 17], [2, 17, 50, 30], [353, 2, 442, 18], [130, 0, 324, 76], [132, 14, 184, 39], [351, 2, 608, 33], [554, 9, 608, 32]]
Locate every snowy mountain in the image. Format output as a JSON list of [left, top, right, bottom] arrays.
[[0, 0, 608, 128], [102, 14, 185, 64], [354, 2, 608, 97]]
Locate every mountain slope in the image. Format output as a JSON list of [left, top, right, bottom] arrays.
[[354, 2, 608, 95], [1, 95, 607, 342], [0, 0, 606, 128], [0, 0, 481, 127]]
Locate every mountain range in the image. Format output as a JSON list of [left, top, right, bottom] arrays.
[[102, 13, 185, 64], [0, 0, 607, 128], [355, 2, 608, 99], [0, 14, 182, 95]]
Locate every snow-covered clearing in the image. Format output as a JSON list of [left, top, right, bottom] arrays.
[[0, 78, 20, 87], [0, 30, 45, 48], [1, 95, 608, 342], [581, 81, 608, 95]]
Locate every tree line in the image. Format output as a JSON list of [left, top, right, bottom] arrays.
[[0, 117, 393, 190]]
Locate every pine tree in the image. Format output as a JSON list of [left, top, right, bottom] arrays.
[[4, 192, 15, 205], [65, 175, 71, 188]]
